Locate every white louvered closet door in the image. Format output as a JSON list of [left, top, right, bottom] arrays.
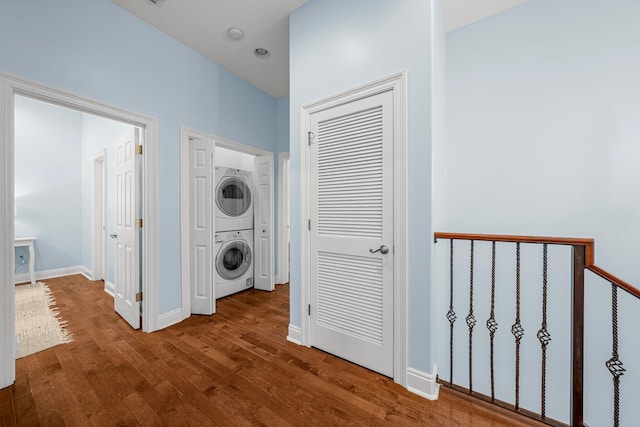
[[309, 90, 394, 377]]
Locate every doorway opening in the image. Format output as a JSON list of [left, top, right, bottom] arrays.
[[0, 73, 159, 389], [13, 95, 143, 330], [180, 128, 275, 317]]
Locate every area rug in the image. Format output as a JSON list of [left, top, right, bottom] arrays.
[[15, 282, 73, 358]]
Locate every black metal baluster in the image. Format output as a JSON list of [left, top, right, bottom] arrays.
[[447, 240, 457, 386], [511, 242, 524, 410], [606, 283, 625, 427], [486, 241, 498, 402], [466, 240, 477, 392], [537, 244, 551, 419]]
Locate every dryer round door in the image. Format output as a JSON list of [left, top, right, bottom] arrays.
[[217, 240, 252, 280], [216, 177, 252, 217]]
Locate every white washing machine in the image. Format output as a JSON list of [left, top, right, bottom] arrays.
[[215, 229, 254, 299], [215, 167, 254, 232]]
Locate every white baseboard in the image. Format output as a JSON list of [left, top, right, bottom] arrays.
[[104, 280, 115, 297], [81, 272, 93, 281], [286, 324, 303, 345], [157, 308, 185, 330], [406, 365, 440, 401], [14, 265, 90, 284]]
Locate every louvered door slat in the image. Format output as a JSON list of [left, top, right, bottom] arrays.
[[316, 103, 383, 238]]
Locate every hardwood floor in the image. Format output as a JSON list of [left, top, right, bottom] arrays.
[[1, 275, 545, 426]]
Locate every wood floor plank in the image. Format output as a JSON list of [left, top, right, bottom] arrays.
[[2, 275, 547, 426], [13, 395, 40, 427], [0, 387, 14, 427]]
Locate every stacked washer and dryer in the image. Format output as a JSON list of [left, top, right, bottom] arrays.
[[214, 167, 255, 299]]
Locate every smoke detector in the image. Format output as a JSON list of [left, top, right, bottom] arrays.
[[146, 0, 166, 7], [227, 27, 244, 41]]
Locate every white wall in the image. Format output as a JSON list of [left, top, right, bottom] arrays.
[[214, 146, 255, 171], [444, 0, 640, 424], [14, 96, 83, 274]]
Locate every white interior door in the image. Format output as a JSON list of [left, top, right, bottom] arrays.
[[114, 129, 141, 329], [309, 90, 394, 377], [254, 155, 274, 291], [189, 138, 215, 314]]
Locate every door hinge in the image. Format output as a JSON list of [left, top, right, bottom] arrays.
[[308, 304, 311, 316], [308, 219, 311, 230], [136, 218, 143, 228], [308, 131, 315, 146], [135, 145, 143, 155], [135, 292, 143, 302]]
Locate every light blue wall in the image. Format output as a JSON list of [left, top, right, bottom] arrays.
[[1, 0, 277, 314], [14, 96, 84, 273], [446, 0, 640, 424], [80, 114, 136, 284], [289, 0, 435, 372], [275, 96, 290, 154]]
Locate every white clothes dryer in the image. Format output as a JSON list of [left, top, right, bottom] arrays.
[[215, 167, 254, 232], [215, 229, 254, 299]]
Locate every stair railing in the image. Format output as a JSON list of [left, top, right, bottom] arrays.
[[434, 232, 640, 427]]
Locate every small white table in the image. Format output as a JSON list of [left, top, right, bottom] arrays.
[[15, 237, 37, 285]]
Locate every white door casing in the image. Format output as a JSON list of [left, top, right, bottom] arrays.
[[254, 155, 275, 291], [309, 90, 394, 377], [300, 72, 407, 385], [114, 128, 141, 329], [92, 150, 106, 281], [189, 138, 215, 315], [277, 152, 291, 285]]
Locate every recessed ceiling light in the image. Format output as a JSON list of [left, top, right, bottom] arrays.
[[227, 27, 244, 41], [254, 48, 271, 59]]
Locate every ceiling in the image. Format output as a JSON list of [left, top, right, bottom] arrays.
[[112, 0, 528, 99]]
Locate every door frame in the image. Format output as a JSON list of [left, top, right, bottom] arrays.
[[1, 72, 159, 388], [277, 151, 290, 285], [91, 149, 107, 281], [300, 72, 407, 385], [179, 127, 274, 317]]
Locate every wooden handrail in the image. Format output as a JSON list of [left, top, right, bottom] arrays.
[[434, 232, 640, 299], [434, 232, 597, 267], [587, 265, 640, 300]]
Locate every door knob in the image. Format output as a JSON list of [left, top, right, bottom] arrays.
[[110, 233, 118, 239], [369, 245, 389, 255]]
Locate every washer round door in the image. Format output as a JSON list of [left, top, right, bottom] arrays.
[[217, 177, 252, 217], [217, 240, 252, 280]]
